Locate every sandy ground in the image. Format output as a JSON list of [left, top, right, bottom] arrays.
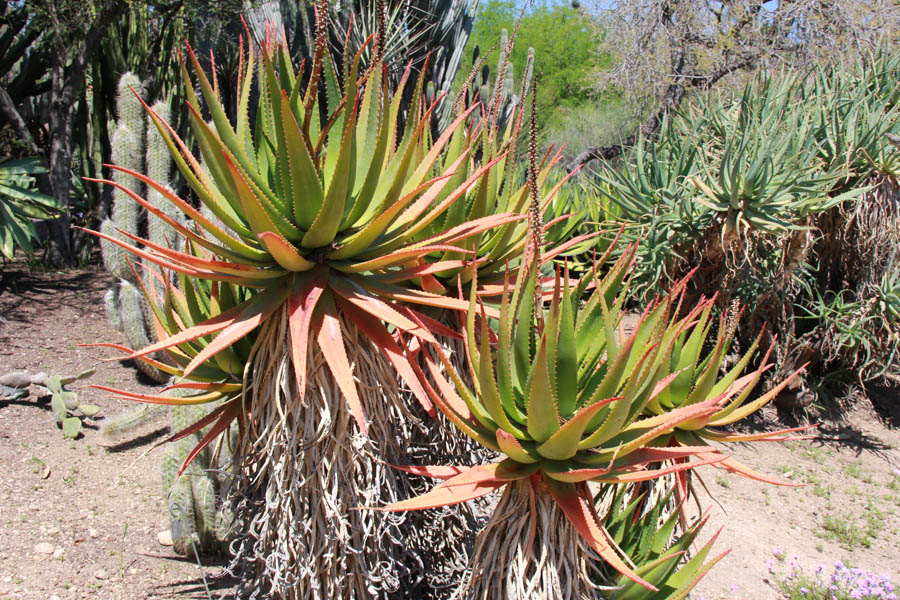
[[1, 264, 898, 599]]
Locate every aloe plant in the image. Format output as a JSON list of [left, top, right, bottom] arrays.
[[380, 234, 803, 596], [596, 483, 727, 598], [592, 50, 900, 392], [86, 9, 523, 596]]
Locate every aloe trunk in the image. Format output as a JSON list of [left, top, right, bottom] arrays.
[[466, 478, 611, 599], [226, 311, 479, 598]]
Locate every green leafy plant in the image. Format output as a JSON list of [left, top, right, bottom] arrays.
[[0, 158, 63, 260], [597, 483, 727, 599], [592, 50, 900, 393]]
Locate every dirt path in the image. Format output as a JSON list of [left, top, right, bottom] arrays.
[[690, 407, 900, 599], [0, 266, 234, 599], [1, 265, 898, 599]]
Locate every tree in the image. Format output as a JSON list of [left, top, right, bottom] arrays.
[[459, 0, 604, 126], [0, 1, 244, 264], [1, 1, 127, 262], [570, 0, 900, 170]]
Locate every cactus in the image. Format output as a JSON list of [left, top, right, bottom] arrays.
[[97, 73, 232, 556], [0, 368, 98, 438], [161, 402, 236, 557], [100, 73, 182, 383], [99, 403, 167, 438]]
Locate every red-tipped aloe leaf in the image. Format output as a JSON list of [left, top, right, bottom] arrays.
[[700, 454, 807, 486], [90, 385, 226, 406], [496, 429, 540, 464], [124, 301, 251, 360], [337, 297, 434, 416], [257, 231, 316, 271], [526, 340, 560, 443], [362, 281, 501, 319], [421, 347, 498, 447], [84, 343, 183, 376], [377, 462, 527, 512], [700, 423, 817, 443], [182, 287, 288, 378], [177, 400, 241, 476], [545, 480, 657, 591], [167, 399, 233, 442], [329, 276, 436, 343], [536, 396, 621, 461], [594, 454, 727, 483], [388, 464, 469, 480], [312, 292, 368, 434], [287, 268, 328, 397]]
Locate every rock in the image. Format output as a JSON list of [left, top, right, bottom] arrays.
[[52, 546, 64, 559], [157, 529, 173, 547], [88, 528, 98, 539], [94, 569, 107, 581], [34, 542, 55, 554]]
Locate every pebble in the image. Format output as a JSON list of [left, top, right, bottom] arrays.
[[52, 547, 64, 559], [34, 542, 55, 555], [94, 569, 107, 581], [88, 528, 98, 539], [157, 529, 173, 546]]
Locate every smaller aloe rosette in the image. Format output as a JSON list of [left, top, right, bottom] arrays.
[[381, 239, 809, 589], [644, 297, 815, 504], [599, 483, 728, 598]]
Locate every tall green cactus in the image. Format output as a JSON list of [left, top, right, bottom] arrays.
[[100, 72, 182, 383], [97, 74, 235, 556], [161, 402, 236, 557]]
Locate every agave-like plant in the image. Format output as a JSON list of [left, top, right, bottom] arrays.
[[86, 9, 524, 597], [380, 235, 802, 596]]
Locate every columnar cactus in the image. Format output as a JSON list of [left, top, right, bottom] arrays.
[[161, 402, 236, 557], [97, 73, 233, 557], [99, 72, 182, 383]]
